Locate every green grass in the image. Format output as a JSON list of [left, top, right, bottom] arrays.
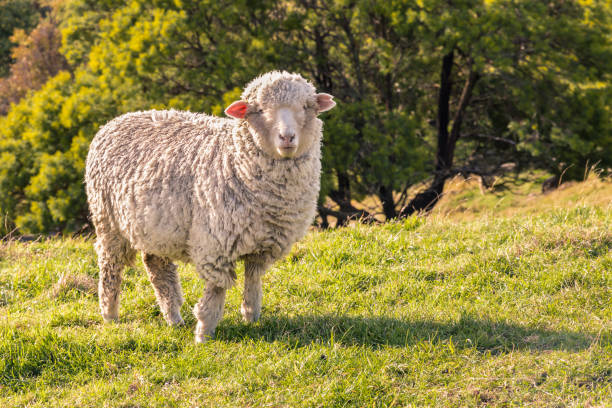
[[0, 179, 611, 407]]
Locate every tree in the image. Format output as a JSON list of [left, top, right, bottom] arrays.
[[0, 0, 45, 77], [0, 17, 68, 114], [274, 0, 429, 224], [0, 0, 610, 234], [0, 0, 280, 234], [394, 0, 612, 215]]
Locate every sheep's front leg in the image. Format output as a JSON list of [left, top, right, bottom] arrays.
[[192, 257, 236, 343], [193, 283, 227, 343], [241, 261, 268, 323]]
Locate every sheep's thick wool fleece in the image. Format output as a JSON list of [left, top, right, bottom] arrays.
[[86, 108, 321, 288]]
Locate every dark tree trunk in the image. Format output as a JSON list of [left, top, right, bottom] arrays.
[[328, 171, 355, 226], [542, 175, 560, 193], [317, 205, 378, 226], [436, 50, 455, 172], [378, 185, 397, 219], [401, 50, 454, 215], [313, 27, 333, 93], [378, 70, 397, 220], [400, 50, 479, 216], [328, 171, 352, 209], [319, 213, 330, 229]]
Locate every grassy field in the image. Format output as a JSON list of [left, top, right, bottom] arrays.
[[0, 176, 610, 407]]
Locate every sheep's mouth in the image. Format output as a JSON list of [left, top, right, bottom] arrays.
[[277, 145, 298, 158]]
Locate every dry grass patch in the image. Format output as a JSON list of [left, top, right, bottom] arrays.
[[51, 273, 97, 298]]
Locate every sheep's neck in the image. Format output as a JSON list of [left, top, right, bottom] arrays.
[[227, 122, 320, 260]]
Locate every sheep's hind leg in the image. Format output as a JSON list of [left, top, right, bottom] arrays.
[[193, 283, 227, 343], [143, 253, 184, 326], [241, 261, 267, 323], [95, 233, 135, 323]]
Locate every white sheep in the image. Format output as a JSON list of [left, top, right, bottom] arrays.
[[85, 71, 335, 342]]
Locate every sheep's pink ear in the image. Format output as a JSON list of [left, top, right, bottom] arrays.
[[316, 93, 336, 113], [225, 101, 248, 119]]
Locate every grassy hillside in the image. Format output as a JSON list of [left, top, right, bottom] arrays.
[[0, 178, 610, 407], [432, 171, 612, 219]]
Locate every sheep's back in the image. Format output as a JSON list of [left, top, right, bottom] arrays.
[[85, 110, 228, 258]]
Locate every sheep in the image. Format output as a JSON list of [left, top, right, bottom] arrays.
[[85, 71, 336, 343]]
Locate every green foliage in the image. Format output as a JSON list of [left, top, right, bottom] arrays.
[[0, 67, 139, 233], [415, 0, 612, 179], [487, 0, 612, 180], [515, 83, 612, 180], [0, 0, 611, 233], [0, 195, 610, 405], [322, 101, 427, 199], [272, 0, 431, 215]]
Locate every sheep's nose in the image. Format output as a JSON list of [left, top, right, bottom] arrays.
[[279, 132, 296, 144]]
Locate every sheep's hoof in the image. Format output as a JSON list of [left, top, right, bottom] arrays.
[[166, 313, 185, 326], [194, 322, 214, 344], [102, 314, 118, 323], [240, 303, 260, 323], [194, 334, 212, 344]]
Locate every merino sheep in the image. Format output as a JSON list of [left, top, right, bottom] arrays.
[[85, 71, 335, 342]]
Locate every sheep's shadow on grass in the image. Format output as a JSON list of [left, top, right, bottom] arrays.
[[216, 314, 604, 353]]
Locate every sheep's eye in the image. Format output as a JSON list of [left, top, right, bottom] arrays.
[[303, 104, 309, 111], [252, 109, 263, 115]]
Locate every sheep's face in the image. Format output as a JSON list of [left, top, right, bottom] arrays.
[[225, 73, 335, 160], [249, 102, 316, 159]]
